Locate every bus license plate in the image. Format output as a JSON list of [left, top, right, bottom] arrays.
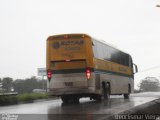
[[64, 82, 73, 87]]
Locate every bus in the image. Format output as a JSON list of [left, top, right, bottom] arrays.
[[46, 33, 138, 103]]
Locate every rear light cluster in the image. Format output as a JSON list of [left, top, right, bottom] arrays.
[[86, 67, 91, 79], [47, 68, 91, 81], [47, 70, 52, 81]]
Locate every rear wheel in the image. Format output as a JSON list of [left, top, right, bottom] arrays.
[[105, 83, 110, 99], [61, 95, 79, 104], [72, 97, 80, 104], [61, 96, 69, 103], [96, 82, 110, 101], [124, 84, 131, 99], [123, 94, 129, 99]]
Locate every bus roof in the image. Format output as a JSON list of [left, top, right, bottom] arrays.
[[47, 33, 91, 40], [47, 33, 130, 56]]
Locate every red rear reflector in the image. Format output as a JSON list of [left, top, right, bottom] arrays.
[[86, 67, 91, 79], [47, 70, 52, 81]]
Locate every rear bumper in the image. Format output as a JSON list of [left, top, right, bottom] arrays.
[[48, 87, 97, 96]]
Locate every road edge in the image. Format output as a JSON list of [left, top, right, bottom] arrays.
[[106, 98, 160, 120]]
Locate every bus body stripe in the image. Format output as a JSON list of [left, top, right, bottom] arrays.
[[93, 69, 133, 78], [51, 68, 133, 78]]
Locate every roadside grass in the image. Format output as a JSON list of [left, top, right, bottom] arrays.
[[17, 93, 48, 102], [0, 95, 17, 105], [0, 93, 49, 105]]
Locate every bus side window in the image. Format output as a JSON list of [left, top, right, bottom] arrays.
[[129, 56, 133, 68], [92, 41, 98, 58]]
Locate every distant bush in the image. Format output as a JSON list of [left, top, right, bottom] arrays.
[[17, 93, 34, 102], [17, 93, 48, 102], [0, 93, 48, 105], [0, 95, 17, 105]]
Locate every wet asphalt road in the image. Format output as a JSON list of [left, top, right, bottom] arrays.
[[0, 92, 160, 120]]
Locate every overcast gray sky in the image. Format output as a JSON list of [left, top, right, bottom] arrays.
[[0, 0, 160, 88]]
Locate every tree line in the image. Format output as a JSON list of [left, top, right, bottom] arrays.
[[0, 76, 47, 93], [0, 76, 160, 93], [139, 77, 160, 92]]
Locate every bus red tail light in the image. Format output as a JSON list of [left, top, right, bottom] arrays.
[[47, 70, 52, 81], [86, 67, 91, 80]]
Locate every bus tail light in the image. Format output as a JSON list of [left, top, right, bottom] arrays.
[[47, 70, 52, 81], [86, 67, 91, 80]]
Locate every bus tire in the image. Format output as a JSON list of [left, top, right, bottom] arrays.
[[61, 95, 79, 104], [123, 94, 129, 99], [102, 83, 107, 100], [72, 97, 80, 104], [124, 84, 131, 99], [61, 96, 69, 103], [106, 83, 110, 100], [96, 82, 110, 102]]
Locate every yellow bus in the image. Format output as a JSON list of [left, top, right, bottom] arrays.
[[46, 33, 138, 103]]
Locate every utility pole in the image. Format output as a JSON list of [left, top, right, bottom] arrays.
[[0, 82, 2, 93], [38, 68, 47, 92], [42, 75, 45, 91]]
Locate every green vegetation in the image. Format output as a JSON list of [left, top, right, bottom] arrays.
[[0, 76, 47, 94], [0, 93, 49, 105], [0, 76, 50, 106], [0, 95, 17, 105], [139, 77, 160, 92], [17, 93, 48, 102]]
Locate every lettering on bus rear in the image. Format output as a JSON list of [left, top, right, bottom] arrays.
[[64, 82, 73, 87], [51, 39, 86, 60], [52, 40, 84, 49]]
